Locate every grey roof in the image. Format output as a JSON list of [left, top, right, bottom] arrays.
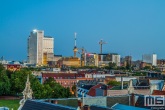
[[44, 36, 53, 38], [107, 95, 129, 107], [77, 80, 99, 87], [22, 100, 77, 110], [90, 105, 112, 110], [81, 85, 93, 90], [112, 103, 150, 110]]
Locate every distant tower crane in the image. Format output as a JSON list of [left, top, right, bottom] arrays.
[[99, 39, 107, 54], [73, 32, 78, 57], [78, 47, 86, 55], [78, 47, 86, 67]]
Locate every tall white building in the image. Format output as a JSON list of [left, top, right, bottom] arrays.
[[142, 54, 157, 66], [27, 30, 54, 65], [112, 54, 121, 66]]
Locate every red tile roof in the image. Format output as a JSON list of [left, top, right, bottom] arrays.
[[78, 71, 98, 74], [87, 84, 113, 96], [152, 90, 165, 95], [42, 73, 85, 79], [87, 84, 102, 96], [162, 83, 165, 91]]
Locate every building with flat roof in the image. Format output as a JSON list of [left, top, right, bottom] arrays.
[[142, 54, 157, 66], [84, 53, 98, 67], [98, 53, 120, 67], [27, 30, 54, 66], [58, 57, 81, 67]]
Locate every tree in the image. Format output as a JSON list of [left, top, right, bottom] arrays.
[[10, 70, 30, 94], [126, 63, 131, 70], [108, 62, 117, 69], [152, 66, 161, 72], [44, 77, 58, 87], [0, 64, 11, 95], [132, 72, 146, 76], [0, 65, 72, 99], [30, 76, 44, 99], [117, 66, 126, 70], [0, 72, 11, 95], [144, 66, 151, 70], [107, 80, 121, 86], [43, 77, 72, 98], [42, 84, 53, 98], [10, 68, 42, 97], [65, 87, 71, 98], [0, 64, 5, 71]]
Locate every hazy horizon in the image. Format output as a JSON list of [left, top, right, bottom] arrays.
[[0, 0, 165, 61]]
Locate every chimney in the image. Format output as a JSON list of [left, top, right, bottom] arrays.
[[150, 84, 157, 94], [78, 100, 83, 108], [130, 93, 135, 106], [82, 105, 90, 110], [103, 85, 108, 96], [121, 76, 123, 90], [128, 79, 134, 94], [53, 100, 58, 104]]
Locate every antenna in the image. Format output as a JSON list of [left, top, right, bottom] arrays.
[[73, 32, 78, 57], [74, 32, 77, 47]]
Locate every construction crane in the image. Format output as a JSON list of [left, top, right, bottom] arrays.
[[78, 47, 87, 67], [99, 39, 107, 54], [78, 47, 86, 55]]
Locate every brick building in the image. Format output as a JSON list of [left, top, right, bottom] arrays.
[[42, 73, 93, 90], [7, 64, 21, 71]]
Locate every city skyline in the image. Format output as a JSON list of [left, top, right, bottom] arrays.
[[0, 0, 165, 61]]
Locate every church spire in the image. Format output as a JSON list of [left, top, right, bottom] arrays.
[[18, 74, 33, 110]]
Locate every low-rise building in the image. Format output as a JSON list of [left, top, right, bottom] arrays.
[[7, 64, 21, 71], [58, 57, 81, 67], [42, 73, 94, 92]]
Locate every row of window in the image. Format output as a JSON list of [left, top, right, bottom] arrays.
[[43, 77, 83, 79], [57, 81, 76, 85]]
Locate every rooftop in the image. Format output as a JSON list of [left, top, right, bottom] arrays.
[[44, 36, 53, 38], [112, 103, 150, 110], [22, 100, 77, 110]]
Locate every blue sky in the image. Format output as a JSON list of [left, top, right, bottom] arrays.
[[0, 0, 165, 61]]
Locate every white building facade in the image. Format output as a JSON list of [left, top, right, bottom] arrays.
[[112, 54, 120, 66], [142, 54, 157, 66], [27, 30, 54, 65], [43, 37, 54, 53]]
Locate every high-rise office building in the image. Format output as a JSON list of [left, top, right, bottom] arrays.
[[98, 53, 120, 67], [84, 53, 98, 66], [27, 29, 54, 65], [142, 54, 157, 66]]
